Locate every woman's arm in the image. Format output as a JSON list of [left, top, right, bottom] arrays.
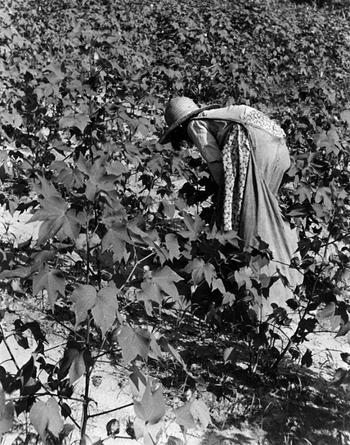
[[187, 119, 224, 186]]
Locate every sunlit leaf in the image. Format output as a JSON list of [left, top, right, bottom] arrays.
[[29, 196, 81, 243], [175, 403, 196, 430], [139, 266, 183, 307], [116, 325, 150, 363], [69, 352, 86, 385], [32, 267, 65, 310], [46, 398, 64, 437], [29, 398, 63, 443], [59, 113, 90, 133], [165, 233, 181, 261], [340, 109, 350, 125], [223, 347, 236, 364], [189, 399, 211, 429], [70, 285, 97, 327], [133, 378, 166, 424], [91, 286, 118, 336]]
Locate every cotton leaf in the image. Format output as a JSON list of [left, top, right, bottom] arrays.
[[0, 432, 18, 445], [223, 347, 236, 364], [185, 258, 205, 285], [234, 267, 252, 289], [134, 378, 166, 424], [341, 353, 350, 365], [167, 343, 187, 369], [29, 196, 67, 223], [46, 398, 64, 437], [139, 266, 182, 306], [222, 292, 236, 306], [59, 113, 90, 133], [148, 332, 163, 360], [152, 266, 182, 298], [335, 321, 350, 338], [189, 399, 211, 429], [60, 209, 81, 241], [116, 325, 151, 363], [167, 437, 184, 445], [2, 111, 23, 129], [32, 267, 65, 310], [331, 368, 348, 385], [330, 315, 343, 331], [30, 401, 49, 442], [0, 266, 32, 279], [179, 214, 205, 240], [301, 349, 312, 368], [101, 228, 129, 263], [129, 365, 148, 396], [133, 417, 146, 440], [139, 281, 163, 307], [91, 286, 118, 336], [165, 234, 181, 261], [58, 348, 80, 379], [212, 278, 226, 294], [340, 109, 350, 125], [106, 160, 128, 177], [106, 419, 120, 437], [203, 263, 216, 286], [71, 285, 97, 327], [0, 385, 14, 436], [60, 424, 75, 440], [69, 352, 86, 384], [316, 302, 336, 321], [29, 196, 81, 243], [315, 187, 332, 210], [174, 403, 196, 430]]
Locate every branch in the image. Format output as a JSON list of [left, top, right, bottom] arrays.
[[0, 325, 20, 371], [88, 402, 133, 418], [119, 252, 155, 291]]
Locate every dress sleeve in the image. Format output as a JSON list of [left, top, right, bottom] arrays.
[[187, 119, 224, 186], [187, 119, 222, 163]]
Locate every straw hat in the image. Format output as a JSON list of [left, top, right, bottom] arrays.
[[159, 96, 219, 144]]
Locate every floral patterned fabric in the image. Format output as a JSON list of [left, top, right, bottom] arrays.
[[222, 125, 250, 232], [222, 110, 286, 233], [243, 109, 286, 138]]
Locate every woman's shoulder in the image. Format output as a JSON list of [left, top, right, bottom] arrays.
[[197, 105, 285, 138], [196, 105, 254, 122]]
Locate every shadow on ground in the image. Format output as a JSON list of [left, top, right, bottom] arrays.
[[135, 307, 350, 445]]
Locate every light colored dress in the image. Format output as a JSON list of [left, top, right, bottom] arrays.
[[187, 105, 303, 313]]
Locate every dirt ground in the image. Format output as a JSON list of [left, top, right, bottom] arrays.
[[1, 207, 350, 445]]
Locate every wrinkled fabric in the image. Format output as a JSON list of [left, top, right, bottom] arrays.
[[187, 105, 303, 313], [222, 125, 250, 232]]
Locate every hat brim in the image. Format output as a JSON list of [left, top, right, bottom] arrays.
[[159, 104, 220, 144]]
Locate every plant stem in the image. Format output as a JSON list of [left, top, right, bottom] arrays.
[[271, 213, 337, 370], [94, 435, 134, 443], [88, 402, 133, 418], [120, 251, 155, 291], [0, 325, 20, 371], [58, 400, 82, 431], [86, 220, 90, 285], [80, 319, 91, 442]]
